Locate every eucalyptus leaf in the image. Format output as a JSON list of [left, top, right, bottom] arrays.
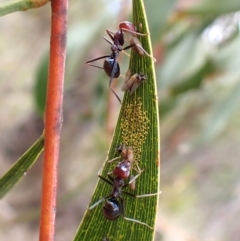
[[181, 0, 240, 15], [0, 135, 44, 198], [195, 77, 240, 144], [72, 0, 160, 240]]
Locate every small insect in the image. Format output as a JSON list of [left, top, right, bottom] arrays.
[[88, 145, 160, 229], [121, 69, 147, 94]]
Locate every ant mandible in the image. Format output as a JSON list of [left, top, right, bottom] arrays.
[[88, 145, 160, 229], [86, 21, 154, 103]]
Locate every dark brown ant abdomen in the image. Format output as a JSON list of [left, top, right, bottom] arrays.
[[102, 198, 120, 220], [103, 58, 120, 78]]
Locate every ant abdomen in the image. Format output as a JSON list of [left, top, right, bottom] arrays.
[[102, 198, 120, 220], [103, 58, 120, 78]]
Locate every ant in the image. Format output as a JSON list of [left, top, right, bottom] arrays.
[[108, 145, 143, 188], [121, 69, 147, 94], [108, 21, 156, 61], [86, 21, 155, 103], [88, 145, 160, 229]]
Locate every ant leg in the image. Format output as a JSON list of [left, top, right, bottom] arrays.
[[86, 55, 111, 64], [106, 29, 115, 42], [127, 171, 143, 186], [129, 175, 136, 190], [87, 64, 104, 70], [122, 43, 136, 51], [106, 173, 114, 182], [110, 85, 122, 104], [120, 28, 149, 36], [134, 43, 156, 62], [133, 163, 145, 175], [127, 168, 145, 190], [88, 197, 106, 210], [109, 59, 122, 103], [123, 216, 153, 229], [108, 156, 121, 163], [136, 191, 162, 198], [121, 190, 136, 198], [103, 36, 113, 46], [119, 195, 153, 229], [129, 37, 156, 62], [122, 50, 130, 57], [98, 175, 113, 186]]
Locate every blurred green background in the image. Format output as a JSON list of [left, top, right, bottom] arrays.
[[0, 0, 240, 240]]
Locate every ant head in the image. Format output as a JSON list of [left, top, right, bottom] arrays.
[[102, 198, 121, 220]]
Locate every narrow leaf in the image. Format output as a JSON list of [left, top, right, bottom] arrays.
[[196, 79, 240, 144], [0, 135, 44, 198], [73, 0, 160, 241], [179, 0, 240, 15]]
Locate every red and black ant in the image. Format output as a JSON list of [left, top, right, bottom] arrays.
[[107, 21, 156, 61], [86, 21, 155, 103], [88, 145, 160, 229]]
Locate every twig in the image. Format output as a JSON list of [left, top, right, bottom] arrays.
[[39, 0, 68, 240]]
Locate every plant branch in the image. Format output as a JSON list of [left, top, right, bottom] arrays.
[[0, 0, 49, 17], [39, 0, 67, 240]]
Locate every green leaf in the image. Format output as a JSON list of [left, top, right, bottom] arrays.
[[0, 135, 44, 198], [196, 77, 240, 144], [35, 56, 49, 115], [180, 0, 240, 15], [170, 58, 215, 95], [72, 0, 160, 240]]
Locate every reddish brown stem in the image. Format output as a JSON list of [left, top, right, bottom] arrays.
[[39, 0, 68, 240]]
